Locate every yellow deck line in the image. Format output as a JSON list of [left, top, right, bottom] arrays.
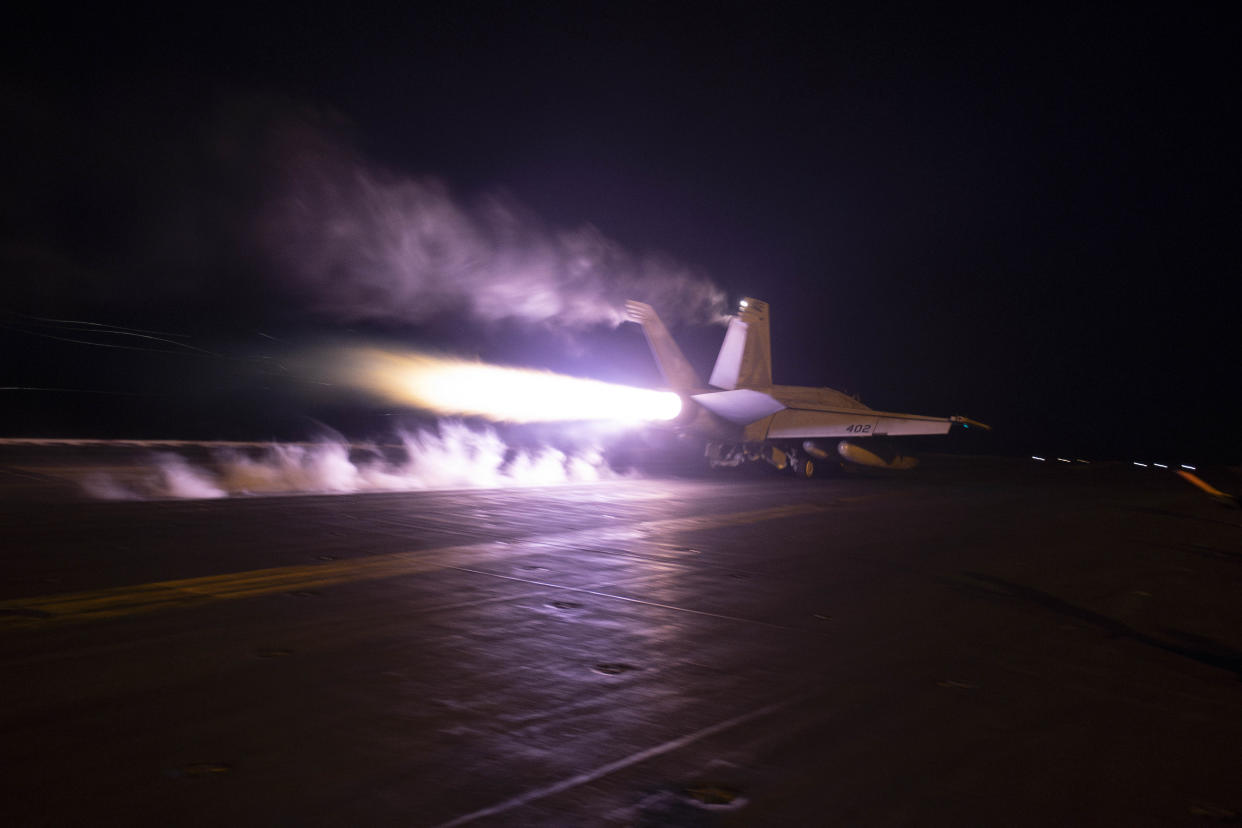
[[1, 502, 829, 629], [1175, 470, 1232, 500]]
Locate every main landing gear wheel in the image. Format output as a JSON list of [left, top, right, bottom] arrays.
[[790, 456, 816, 479]]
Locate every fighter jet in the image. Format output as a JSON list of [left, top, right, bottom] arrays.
[[626, 297, 989, 476]]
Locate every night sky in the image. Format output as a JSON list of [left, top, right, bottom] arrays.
[[2, 6, 1236, 462]]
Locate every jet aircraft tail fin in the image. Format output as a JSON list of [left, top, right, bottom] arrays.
[[624, 300, 703, 391], [709, 297, 772, 389]]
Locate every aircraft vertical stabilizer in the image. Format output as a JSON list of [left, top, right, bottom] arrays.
[[624, 300, 702, 391], [709, 297, 771, 389]]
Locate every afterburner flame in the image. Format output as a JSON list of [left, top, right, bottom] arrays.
[[337, 348, 681, 423]]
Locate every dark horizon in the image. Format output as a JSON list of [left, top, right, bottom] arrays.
[[3, 7, 1236, 464]]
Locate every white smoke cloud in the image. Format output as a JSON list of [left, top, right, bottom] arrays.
[[257, 112, 726, 328], [83, 422, 622, 500]]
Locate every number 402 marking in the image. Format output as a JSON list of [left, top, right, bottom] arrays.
[[845, 424, 872, 433]]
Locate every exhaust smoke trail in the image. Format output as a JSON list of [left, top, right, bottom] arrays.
[[257, 108, 726, 329], [320, 347, 682, 423]]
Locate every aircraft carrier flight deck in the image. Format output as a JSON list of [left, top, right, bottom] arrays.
[[2, 449, 1239, 826]]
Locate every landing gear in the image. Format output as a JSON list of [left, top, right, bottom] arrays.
[[707, 442, 824, 478], [705, 442, 745, 469]]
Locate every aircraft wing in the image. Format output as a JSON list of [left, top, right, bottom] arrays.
[[764, 408, 988, 438], [691, 390, 989, 436]]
